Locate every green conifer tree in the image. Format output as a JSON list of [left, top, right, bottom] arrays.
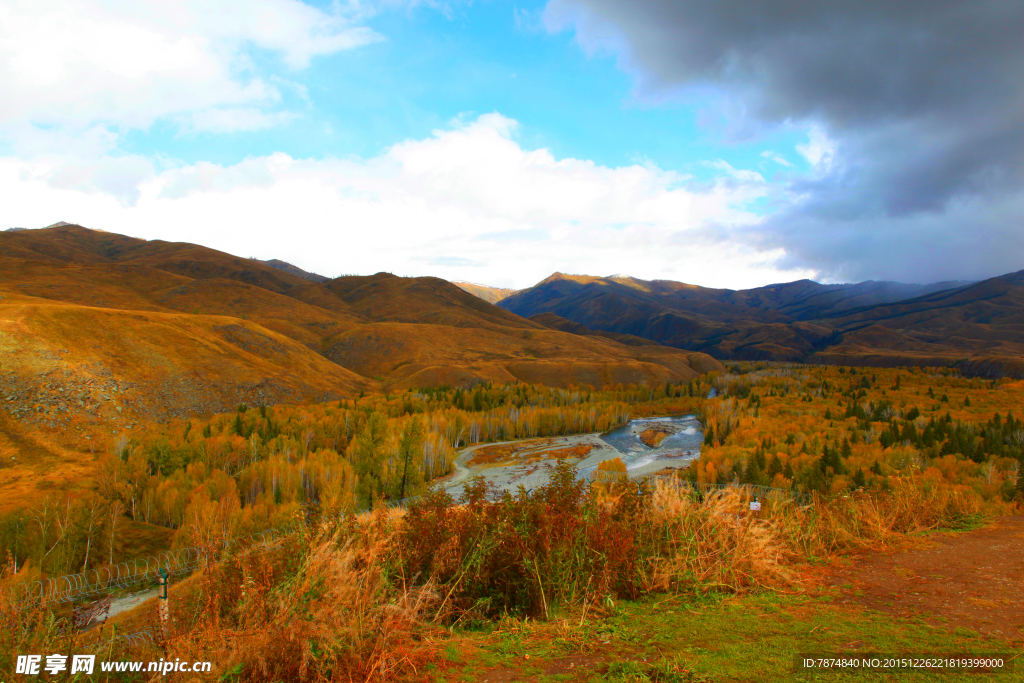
[[852, 468, 867, 489]]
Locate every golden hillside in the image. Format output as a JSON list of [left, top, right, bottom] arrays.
[[0, 224, 723, 511], [0, 225, 723, 427], [453, 281, 518, 303]]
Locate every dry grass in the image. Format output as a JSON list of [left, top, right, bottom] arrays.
[[638, 427, 670, 448], [468, 441, 539, 466], [166, 511, 442, 682], [1, 470, 994, 682], [0, 561, 80, 673], [645, 482, 796, 594], [788, 476, 982, 557], [541, 443, 596, 460], [469, 441, 594, 468], [640, 477, 982, 597]]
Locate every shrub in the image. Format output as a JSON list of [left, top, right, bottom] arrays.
[[401, 462, 649, 619]]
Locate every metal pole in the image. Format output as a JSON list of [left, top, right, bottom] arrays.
[[157, 568, 169, 645]]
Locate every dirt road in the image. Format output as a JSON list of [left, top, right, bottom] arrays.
[[827, 515, 1024, 640]]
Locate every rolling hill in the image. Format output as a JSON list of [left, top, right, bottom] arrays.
[[497, 272, 1024, 376], [0, 224, 725, 511], [0, 225, 723, 429], [258, 258, 329, 283]]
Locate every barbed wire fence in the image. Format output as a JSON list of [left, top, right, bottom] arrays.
[[10, 527, 290, 652], [9, 478, 807, 648]]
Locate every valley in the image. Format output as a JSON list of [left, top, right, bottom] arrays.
[[0, 225, 728, 516], [1, 225, 1022, 682], [4, 4, 1021, 680]]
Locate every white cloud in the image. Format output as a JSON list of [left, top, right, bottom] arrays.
[[705, 159, 766, 185], [0, 0, 380, 134], [760, 151, 793, 168], [0, 114, 815, 289], [43, 155, 157, 206], [796, 127, 836, 174], [177, 108, 301, 134]]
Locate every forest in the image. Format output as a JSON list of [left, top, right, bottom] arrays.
[[693, 364, 1023, 505], [1, 365, 1022, 582], [0, 380, 709, 578]]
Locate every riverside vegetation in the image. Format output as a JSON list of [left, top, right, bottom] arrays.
[[2, 364, 1023, 681]]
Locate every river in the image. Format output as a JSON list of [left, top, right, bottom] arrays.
[[442, 415, 703, 499]]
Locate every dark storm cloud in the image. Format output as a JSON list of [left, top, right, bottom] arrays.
[[546, 0, 1024, 282]]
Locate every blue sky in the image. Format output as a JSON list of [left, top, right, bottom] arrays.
[[119, 1, 807, 181], [11, 1, 1013, 289]]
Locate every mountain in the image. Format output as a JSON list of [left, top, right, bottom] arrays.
[[529, 312, 667, 347], [453, 281, 518, 304], [258, 259, 329, 283], [499, 272, 1024, 376], [0, 226, 723, 434]]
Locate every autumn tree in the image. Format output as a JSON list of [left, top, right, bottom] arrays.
[[107, 500, 125, 566], [396, 416, 425, 501], [355, 411, 390, 508], [0, 508, 31, 572], [77, 494, 107, 572]]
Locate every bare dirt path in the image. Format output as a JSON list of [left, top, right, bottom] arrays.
[[826, 515, 1024, 640]]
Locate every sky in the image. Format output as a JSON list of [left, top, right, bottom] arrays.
[[1, 1, 1021, 290]]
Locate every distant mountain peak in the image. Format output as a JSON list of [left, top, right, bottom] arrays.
[[39, 222, 107, 233], [453, 280, 519, 304]]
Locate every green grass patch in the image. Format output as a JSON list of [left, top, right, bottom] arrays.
[[441, 591, 1020, 683]]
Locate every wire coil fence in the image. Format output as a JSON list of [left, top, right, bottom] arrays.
[[11, 527, 289, 611], [74, 586, 164, 652], [11, 548, 203, 612], [9, 528, 290, 650]]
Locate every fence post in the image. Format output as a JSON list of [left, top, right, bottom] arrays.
[[157, 568, 169, 645]]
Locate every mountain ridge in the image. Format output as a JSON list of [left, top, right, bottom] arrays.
[[0, 225, 724, 433], [496, 271, 1024, 376], [452, 281, 518, 304]]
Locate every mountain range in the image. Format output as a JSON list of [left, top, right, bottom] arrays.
[[0, 225, 721, 432], [4, 221, 1022, 455], [496, 272, 1024, 377]]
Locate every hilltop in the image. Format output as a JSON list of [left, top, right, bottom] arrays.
[[496, 271, 1024, 376], [257, 258, 329, 283]]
